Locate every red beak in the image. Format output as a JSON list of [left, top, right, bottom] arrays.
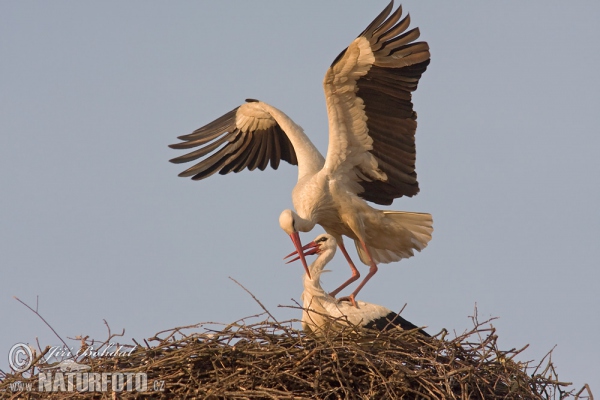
[[283, 232, 313, 279], [284, 240, 320, 263]]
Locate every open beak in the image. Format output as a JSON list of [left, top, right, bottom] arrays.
[[284, 240, 320, 263], [283, 232, 313, 279]]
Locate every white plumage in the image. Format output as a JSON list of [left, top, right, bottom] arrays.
[[170, 2, 433, 304]]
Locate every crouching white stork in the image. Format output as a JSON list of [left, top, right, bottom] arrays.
[[286, 234, 429, 336], [169, 1, 433, 306]]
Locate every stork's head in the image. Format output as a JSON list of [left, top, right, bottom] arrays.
[[304, 234, 337, 255], [279, 209, 316, 279], [278, 209, 296, 235], [285, 234, 337, 268], [278, 209, 315, 234]]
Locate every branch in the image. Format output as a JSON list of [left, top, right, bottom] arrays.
[[229, 276, 279, 324], [13, 296, 70, 354]]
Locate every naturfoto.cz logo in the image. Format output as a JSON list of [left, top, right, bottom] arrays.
[[38, 371, 148, 392]]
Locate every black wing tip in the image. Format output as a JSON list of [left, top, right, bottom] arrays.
[[366, 311, 430, 336], [168, 143, 185, 150], [358, 0, 395, 38], [245, 98, 260, 103], [331, 1, 402, 68]]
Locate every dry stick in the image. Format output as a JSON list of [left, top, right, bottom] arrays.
[[575, 384, 594, 400], [531, 344, 558, 377], [13, 296, 70, 354], [27, 346, 52, 374], [381, 303, 410, 332], [229, 276, 280, 325], [103, 319, 125, 342]]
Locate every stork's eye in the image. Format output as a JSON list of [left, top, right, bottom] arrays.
[[317, 237, 327, 243]]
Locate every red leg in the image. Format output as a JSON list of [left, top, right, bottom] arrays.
[[344, 241, 378, 307], [328, 240, 360, 299]]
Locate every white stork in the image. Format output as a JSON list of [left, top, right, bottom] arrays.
[[287, 234, 430, 336], [169, 2, 433, 305]]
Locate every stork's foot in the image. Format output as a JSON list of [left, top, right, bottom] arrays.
[[336, 294, 357, 308]]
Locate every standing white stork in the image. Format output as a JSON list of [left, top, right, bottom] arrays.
[[286, 234, 430, 336], [169, 2, 433, 305]]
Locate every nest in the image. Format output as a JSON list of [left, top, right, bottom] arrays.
[[0, 308, 593, 400]]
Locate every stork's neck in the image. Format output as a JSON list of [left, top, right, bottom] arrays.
[[258, 102, 325, 181], [303, 248, 336, 298]]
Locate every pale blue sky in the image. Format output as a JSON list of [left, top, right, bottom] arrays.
[[2, 1, 599, 390]]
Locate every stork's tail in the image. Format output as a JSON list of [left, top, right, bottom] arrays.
[[355, 211, 433, 264]]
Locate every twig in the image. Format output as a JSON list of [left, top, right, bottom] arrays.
[[13, 296, 70, 353], [575, 384, 594, 400], [229, 276, 280, 324]]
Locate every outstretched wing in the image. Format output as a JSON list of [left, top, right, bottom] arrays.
[[323, 1, 430, 205], [169, 100, 297, 180]]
